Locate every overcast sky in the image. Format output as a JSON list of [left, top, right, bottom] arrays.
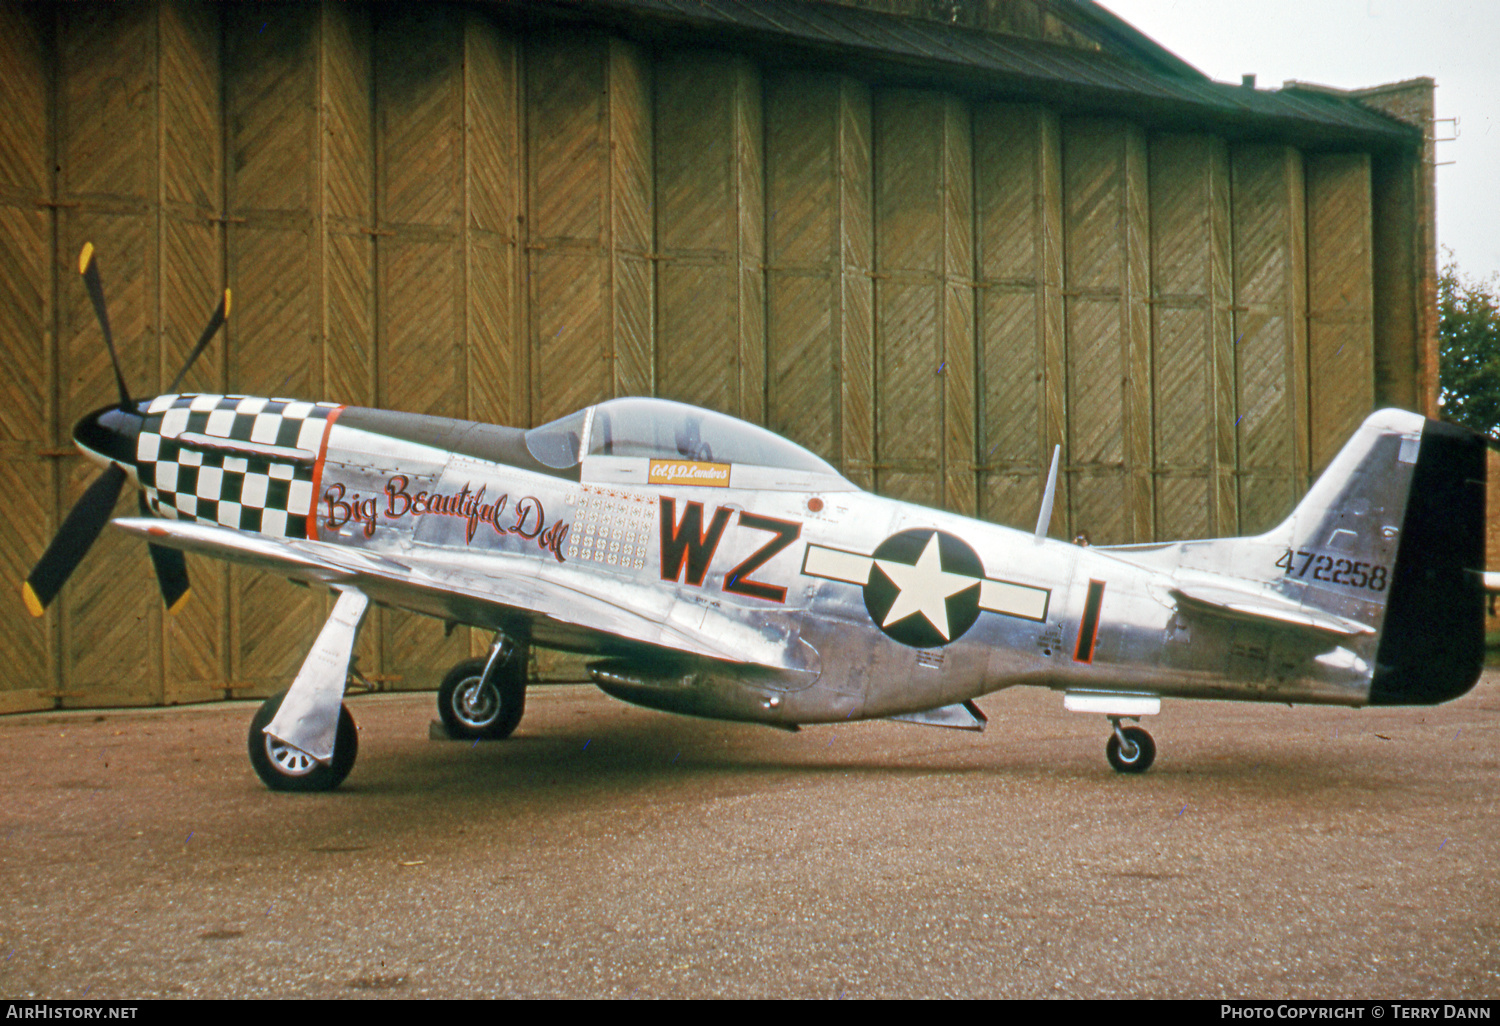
[[1097, 0, 1499, 284]]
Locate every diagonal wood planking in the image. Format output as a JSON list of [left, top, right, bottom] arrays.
[[1369, 148, 1425, 414], [974, 103, 1064, 533], [321, 4, 374, 412], [1231, 145, 1308, 534], [608, 38, 654, 401], [56, 2, 161, 706], [1148, 134, 1234, 541], [655, 52, 763, 420], [765, 73, 873, 483], [464, 17, 524, 429], [837, 82, 875, 490], [527, 34, 652, 425], [226, 2, 317, 396], [1062, 118, 1151, 545], [873, 90, 974, 512], [734, 60, 766, 427], [159, 2, 218, 212], [533, 248, 607, 424], [765, 71, 837, 459], [0, 4, 54, 712], [1306, 153, 1374, 477], [941, 99, 975, 517], [0, 209, 49, 440], [0, 3, 50, 204], [377, 5, 462, 418], [528, 36, 604, 243], [528, 31, 603, 420]]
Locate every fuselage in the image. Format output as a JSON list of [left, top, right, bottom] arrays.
[[76, 392, 1386, 726]]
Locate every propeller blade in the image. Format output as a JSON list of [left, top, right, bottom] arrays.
[[138, 493, 190, 613], [22, 463, 127, 616], [166, 288, 231, 395], [77, 243, 132, 409], [31, 248, 224, 615]]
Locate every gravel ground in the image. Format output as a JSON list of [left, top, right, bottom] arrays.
[[1, 674, 1497, 999]]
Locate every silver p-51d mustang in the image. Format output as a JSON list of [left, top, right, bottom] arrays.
[[25, 248, 1489, 790]]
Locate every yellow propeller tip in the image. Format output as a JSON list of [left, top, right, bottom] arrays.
[[166, 589, 192, 616], [223, 289, 232, 317], [21, 583, 45, 618], [78, 242, 94, 275]]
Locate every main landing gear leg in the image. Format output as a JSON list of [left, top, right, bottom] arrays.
[[1105, 716, 1156, 774], [438, 631, 527, 740], [249, 588, 369, 792]]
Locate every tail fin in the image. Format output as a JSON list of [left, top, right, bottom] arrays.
[[1276, 410, 1486, 704], [1104, 409, 1487, 706]]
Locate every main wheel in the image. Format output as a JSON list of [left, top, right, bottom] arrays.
[[1106, 725, 1156, 774], [438, 655, 525, 740], [247, 689, 359, 792]]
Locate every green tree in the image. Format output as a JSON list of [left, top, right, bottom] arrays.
[[1438, 256, 1500, 438]]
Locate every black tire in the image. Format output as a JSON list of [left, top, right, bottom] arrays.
[[247, 689, 358, 792], [438, 655, 525, 740], [1106, 725, 1156, 774]]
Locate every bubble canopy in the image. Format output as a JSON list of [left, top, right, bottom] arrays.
[[524, 397, 846, 481]]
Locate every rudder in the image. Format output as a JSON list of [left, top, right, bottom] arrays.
[[1368, 417, 1487, 704]]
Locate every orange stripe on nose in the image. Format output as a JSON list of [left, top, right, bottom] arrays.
[[307, 406, 345, 542]]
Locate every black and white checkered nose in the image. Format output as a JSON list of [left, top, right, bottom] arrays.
[[72, 401, 144, 472]]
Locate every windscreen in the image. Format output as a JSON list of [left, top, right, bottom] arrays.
[[523, 408, 587, 469]]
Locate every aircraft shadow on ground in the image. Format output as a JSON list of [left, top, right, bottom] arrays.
[[337, 713, 1392, 801]]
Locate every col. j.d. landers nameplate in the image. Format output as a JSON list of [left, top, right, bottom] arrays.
[[648, 459, 731, 487]]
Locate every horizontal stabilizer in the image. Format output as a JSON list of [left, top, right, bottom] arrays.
[[888, 700, 988, 732], [1171, 582, 1374, 637]]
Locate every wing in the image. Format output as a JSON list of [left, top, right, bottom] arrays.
[[110, 517, 817, 679]]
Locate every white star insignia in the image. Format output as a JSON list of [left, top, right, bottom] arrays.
[[874, 533, 978, 641]]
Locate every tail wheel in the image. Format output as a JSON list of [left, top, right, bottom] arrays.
[[1106, 725, 1155, 774], [438, 655, 525, 740], [247, 689, 358, 792]]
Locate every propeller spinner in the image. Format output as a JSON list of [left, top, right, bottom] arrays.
[[22, 245, 229, 617]]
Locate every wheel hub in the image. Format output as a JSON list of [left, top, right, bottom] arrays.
[[265, 735, 317, 776], [456, 679, 499, 726]]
